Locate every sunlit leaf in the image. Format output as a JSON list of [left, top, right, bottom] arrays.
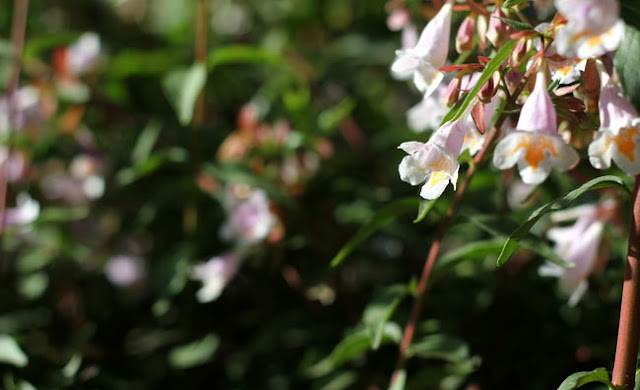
[[208, 45, 286, 70], [442, 40, 516, 124], [163, 63, 207, 126], [503, 0, 530, 8], [388, 370, 406, 390], [414, 199, 437, 223], [168, 334, 220, 369], [497, 175, 629, 266], [362, 285, 408, 349], [408, 334, 470, 363], [557, 368, 613, 390], [0, 335, 28, 367]]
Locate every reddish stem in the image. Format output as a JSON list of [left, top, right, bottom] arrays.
[[390, 124, 499, 385], [612, 175, 640, 390]]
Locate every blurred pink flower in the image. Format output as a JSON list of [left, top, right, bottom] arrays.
[[4, 192, 39, 230], [105, 255, 147, 287], [221, 186, 275, 245], [66, 33, 101, 75], [191, 253, 242, 302], [555, 0, 624, 59], [539, 200, 616, 306]]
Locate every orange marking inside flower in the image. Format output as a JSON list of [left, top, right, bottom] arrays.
[[556, 65, 573, 76], [614, 127, 640, 162], [511, 134, 558, 171], [426, 154, 454, 188], [586, 35, 603, 48]]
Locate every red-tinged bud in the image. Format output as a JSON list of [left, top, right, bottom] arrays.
[[455, 15, 476, 54], [443, 76, 462, 107], [478, 71, 500, 103], [509, 38, 529, 68], [505, 69, 524, 95], [486, 8, 511, 48]]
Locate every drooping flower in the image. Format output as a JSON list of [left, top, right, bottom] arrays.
[[538, 200, 615, 306], [398, 116, 467, 199], [406, 83, 448, 132], [220, 186, 275, 245], [493, 71, 579, 185], [530, 23, 587, 85], [390, 1, 453, 97], [191, 253, 242, 302], [588, 62, 640, 175], [554, 0, 625, 59]]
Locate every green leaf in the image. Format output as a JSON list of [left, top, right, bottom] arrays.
[[503, 0, 530, 8], [435, 239, 505, 271], [167, 334, 219, 369], [497, 175, 629, 266], [306, 323, 402, 378], [0, 335, 28, 367], [414, 199, 437, 223], [388, 370, 406, 390], [208, 45, 286, 70], [317, 371, 358, 390], [318, 98, 356, 134], [442, 39, 516, 125], [408, 334, 470, 363], [557, 368, 613, 390], [163, 64, 207, 126], [132, 119, 163, 165], [496, 17, 533, 31], [331, 198, 420, 266], [107, 50, 184, 78], [615, 25, 640, 113], [362, 285, 408, 349]]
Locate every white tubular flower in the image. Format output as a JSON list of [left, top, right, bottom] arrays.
[[191, 253, 242, 303], [588, 62, 640, 176], [406, 83, 447, 133], [538, 200, 615, 306], [493, 72, 579, 185], [398, 116, 467, 200], [390, 1, 453, 97], [554, 0, 624, 59]]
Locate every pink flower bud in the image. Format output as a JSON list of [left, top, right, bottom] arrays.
[[509, 38, 529, 68], [455, 15, 476, 54], [486, 8, 511, 48], [478, 71, 500, 104], [387, 7, 411, 31], [442, 76, 462, 107]]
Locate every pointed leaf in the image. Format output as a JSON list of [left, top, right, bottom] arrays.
[[388, 370, 406, 390], [497, 175, 629, 266], [362, 285, 408, 349], [408, 334, 470, 363], [414, 199, 438, 223], [163, 64, 207, 126], [615, 25, 640, 113], [557, 368, 613, 390], [0, 335, 28, 367]]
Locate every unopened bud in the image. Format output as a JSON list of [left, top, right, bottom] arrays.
[[479, 71, 500, 103], [505, 69, 524, 95], [486, 8, 511, 48], [443, 77, 462, 107], [456, 16, 476, 54], [476, 15, 488, 50], [509, 38, 529, 68]]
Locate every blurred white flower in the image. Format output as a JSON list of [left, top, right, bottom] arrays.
[[67, 33, 101, 75], [4, 192, 39, 229], [539, 200, 615, 306], [555, 0, 624, 59], [406, 83, 447, 133], [104, 255, 147, 287], [0, 86, 40, 134], [221, 186, 275, 245], [191, 253, 242, 302]]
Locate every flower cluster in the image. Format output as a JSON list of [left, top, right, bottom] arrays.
[[389, 0, 633, 304]]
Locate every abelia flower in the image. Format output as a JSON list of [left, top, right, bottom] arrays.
[[406, 83, 448, 133], [456, 15, 475, 54], [104, 255, 147, 288], [493, 72, 579, 185], [66, 33, 101, 76], [390, 1, 453, 97], [191, 253, 242, 302], [4, 192, 39, 229], [398, 117, 466, 199], [554, 0, 624, 59], [486, 8, 511, 48], [538, 200, 615, 306], [221, 186, 275, 245], [588, 63, 640, 175]]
